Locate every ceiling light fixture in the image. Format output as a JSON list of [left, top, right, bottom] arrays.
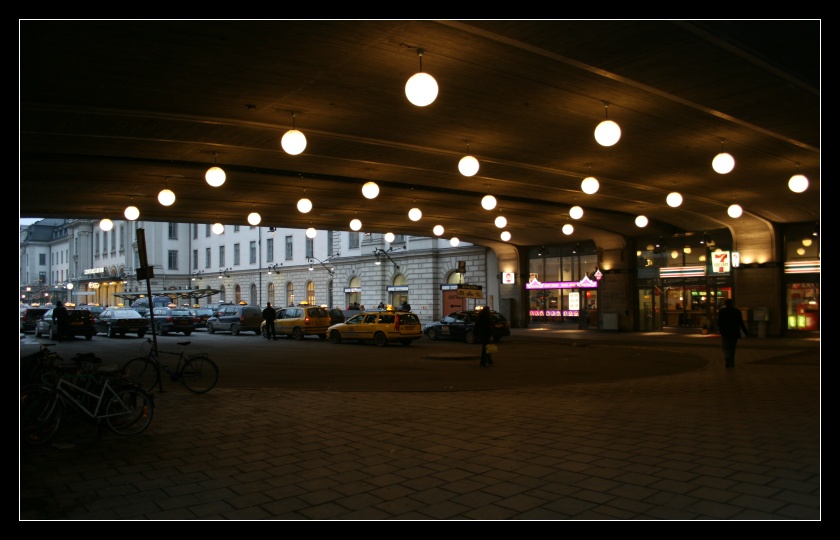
[[788, 163, 809, 193], [212, 222, 224, 235], [247, 211, 262, 226], [494, 215, 507, 228], [594, 101, 621, 147], [712, 139, 735, 174], [569, 205, 584, 220], [433, 224, 444, 236], [458, 142, 479, 176], [562, 224, 574, 235], [500, 231, 511, 241], [158, 177, 175, 206], [405, 48, 438, 107], [124, 198, 139, 221], [481, 194, 497, 210], [350, 218, 362, 231], [362, 169, 380, 199], [666, 191, 683, 208], [408, 207, 422, 221], [205, 152, 226, 187], [450, 237, 460, 247], [99, 216, 114, 231], [297, 197, 312, 213], [635, 215, 648, 228], [581, 165, 600, 195], [384, 232, 395, 243], [281, 112, 307, 155], [727, 204, 743, 218], [306, 227, 317, 239]]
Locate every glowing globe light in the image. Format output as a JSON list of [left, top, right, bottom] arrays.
[[408, 207, 422, 221], [581, 176, 600, 194], [212, 222, 224, 235], [247, 212, 262, 226], [405, 72, 438, 107], [569, 205, 583, 220], [350, 218, 362, 231], [205, 166, 226, 187], [594, 120, 621, 146], [635, 215, 648, 228], [297, 198, 312, 213], [481, 194, 497, 210], [433, 225, 444, 236], [712, 152, 735, 174], [500, 231, 511, 242], [666, 192, 683, 207], [494, 215, 507, 228], [449, 237, 460, 247], [459, 155, 479, 176], [281, 129, 307, 155], [562, 224, 574, 235], [124, 206, 140, 221], [788, 174, 809, 193], [362, 181, 380, 199], [384, 232, 395, 243], [305, 227, 317, 239], [99, 218, 114, 231], [158, 188, 175, 206], [727, 204, 743, 218]]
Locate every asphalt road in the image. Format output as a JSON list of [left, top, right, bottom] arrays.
[[19, 329, 707, 392]]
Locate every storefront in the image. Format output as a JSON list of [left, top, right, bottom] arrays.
[[526, 242, 599, 324], [783, 224, 819, 332]]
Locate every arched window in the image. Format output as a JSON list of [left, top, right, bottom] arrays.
[[286, 282, 295, 307], [235, 284, 242, 305], [307, 281, 315, 305], [267, 282, 275, 307], [250, 283, 257, 305]]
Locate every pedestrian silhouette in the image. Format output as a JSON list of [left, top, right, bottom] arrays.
[[717, 299, 749, 368]]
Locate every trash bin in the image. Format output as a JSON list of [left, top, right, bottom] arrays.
[[753, 307, 769, 338]]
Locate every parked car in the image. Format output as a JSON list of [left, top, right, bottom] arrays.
[[130, 296, 174, 317], [150, 307, 196, 336], [94, 307, 149, 338], [328, 307, 346, 326], [20, 306, 49, 333], [424, 309, 511, 344], [189, 307, 215, 329], [34, 308, 96, 340], [75, 304, 106, 320], [327, 309, 423, 346], [207, 304, 263, 336], [269, 304, 332, 340]]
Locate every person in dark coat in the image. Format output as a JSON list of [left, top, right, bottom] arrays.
[[53, 300, 70, 342], [262, 302, 277, 340], [717, 298, 749, 368], [475, 306, 494, 367]]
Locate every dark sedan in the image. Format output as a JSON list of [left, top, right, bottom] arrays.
[[424, 309, 511, 344], [94, 307, 149, 338], [189, 307, 215, 330], [34, 308, 96, 340], [150, 307, 196, 336]]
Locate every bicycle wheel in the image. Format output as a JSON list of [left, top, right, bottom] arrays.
[[179, 355, 219, 394], [122, 357, 160, 393], [21, 387, 64, 447], [105, 385, 154, 436]]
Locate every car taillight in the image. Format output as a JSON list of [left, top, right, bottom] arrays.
[[304, 316, 311, 325]]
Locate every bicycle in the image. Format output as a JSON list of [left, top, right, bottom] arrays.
[[21, 356, 154, 447], [122, 338, 219, 394]]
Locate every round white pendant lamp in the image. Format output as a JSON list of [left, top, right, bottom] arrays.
[[362, 181, 380, 199], [712, 152, 735, 174], [581, 176, 600, 194], [205, 166, 226, 187], [459, 155, 479, 176], [666, 192, 683, 207], [350, 218, 362, 231], [481, 194, 497, 210], [384, 232, 395, 243], [449, 237, 460, 247], [433, 225, 444, 236], [569, 205, 583, 220], [562, 224, 574, 235], [281, 113, 307, 155], [99, 218, 114, 231], [158, 188, 175, 206], [635, 215, 648, 228], [247, 212, 261, 226], [500, 231, 511, 242], [305, 227, 317, 239], [297, 198, 312, 213], [212, 222, 224, 235], [727, 204, 743, 218], [789, 173, 809, 193], [594, 102, 621, 146], [405, 50, 438, 107], [124, 205, 140, 221], [408, 207, 422, 221], [494, 215, 507, 228]]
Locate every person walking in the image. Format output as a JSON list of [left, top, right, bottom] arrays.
[[262, 302, 277, 340], [717, 298, 749, 368], [53, 300, 69, 342], [475, 305, 494, 367]]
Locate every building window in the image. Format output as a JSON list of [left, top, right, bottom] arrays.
[[168, 250, 178, 270], [266, 238, 274, 262], [249, 241, 256, 264], [234, 243, 241, 266], [234, 225, 240, 233], [193, 223, 198, 239], [285, 235, 293, 260], [119, 225, 125, 250], [349, 231, 360, 249], [193, 249, 198, 270], [306, 237, 314, 258], [205, 247, 211, 269], [95, 231, 99, 253], [168, 222, 178, 240], [111, 228, 116, 251], [219, 245, 225, 267], [205, 224, 211, 237], [327, 230, 335, 256], [307, 281, 315, 305], [39, 253, 46, 265]]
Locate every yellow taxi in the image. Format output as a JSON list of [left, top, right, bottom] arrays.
[[262, 303, 332, 340], [327, 307, 423, 347]]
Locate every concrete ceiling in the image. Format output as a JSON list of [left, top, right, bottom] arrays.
[[20, 20, 820, 255]]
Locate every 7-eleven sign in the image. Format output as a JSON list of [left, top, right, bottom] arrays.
[[712, 251, 731, 273]]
